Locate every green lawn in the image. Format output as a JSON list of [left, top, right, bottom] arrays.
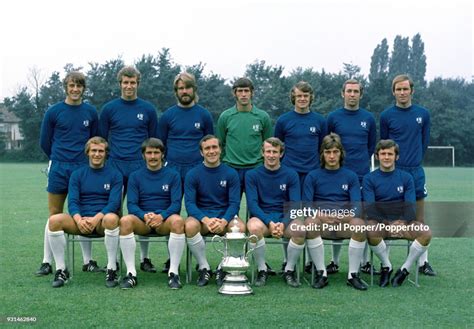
[[0, 164, 473, 328]]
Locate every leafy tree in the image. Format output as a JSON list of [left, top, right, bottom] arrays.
[[342, 62, 361, 79], [388, 35, 410, 80], [244, 60, 290, 122], [367, 38, 391, 118], [86, 58, 124, 111], [408, 33, 427, 88], [151, 48, 182, 114]]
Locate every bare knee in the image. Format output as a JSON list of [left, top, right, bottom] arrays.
[[247, 218, 265, 238], [305, 217, 321, 239], [170, 215, 185, 234], [415, 224, 432, 246], [102, 213, 119, 229], [349, 217, 366, 242], [185, 217, 200, 237], [48, 214, 64, 231], [119, 215, 135, 235], [291, 236, 305, 245]]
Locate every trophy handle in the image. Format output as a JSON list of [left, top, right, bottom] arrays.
[[212, 235, 225, 256], [245, 234, 258, 257]]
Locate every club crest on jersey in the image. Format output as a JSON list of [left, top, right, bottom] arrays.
[[83, 120, 89, 127], [162, 184, 169, 192], [280, 184, 287, 191], [341, 184, 348, 191], [360, 121, 367, 128], [220, 180, 227, 188], [416, 117, 422, 124], [397, 186, 404, 193], [137, 113, 144, 121], [104, 184, 110, 191], [309, 126, 317, 134], [252, 124, 260, 132], [194, 122, 201, 129]]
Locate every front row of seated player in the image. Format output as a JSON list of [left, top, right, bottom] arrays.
[[47, 134, 431, 290]]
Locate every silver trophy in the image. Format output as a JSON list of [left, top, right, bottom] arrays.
[[212, 218, 257, 295]]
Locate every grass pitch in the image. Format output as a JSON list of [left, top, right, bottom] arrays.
[[0, 164, 473, 328]]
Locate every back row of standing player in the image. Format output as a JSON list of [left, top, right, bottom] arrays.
[[36, 66, 434, 282]]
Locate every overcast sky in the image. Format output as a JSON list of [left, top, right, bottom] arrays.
[[1, 0, 472, 99]]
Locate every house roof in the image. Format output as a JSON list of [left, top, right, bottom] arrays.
[[0, 104, 21, 123]]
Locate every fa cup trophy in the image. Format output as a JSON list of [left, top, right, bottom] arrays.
[[212, 217, 257, 295]]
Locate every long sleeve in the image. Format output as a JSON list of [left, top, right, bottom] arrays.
[[348, 175, 362, 218], [148, 107, 159, 139], [367, 115, 377, 159], [39, 110, 53, 158], [203, 110, 214, 136], [362, 175, 376, 220], [68, 174, 81, 217], [262, 114, 273, 140], [216, 114, 227, 157], [98, 106, 110, 140], [90, 109, 99, 137], [274, 118, 284, 142], [421, 112, 430, 158], [380, 112, 388, 140], [403, 175, 416, 221], [318, 119, 328, 148]]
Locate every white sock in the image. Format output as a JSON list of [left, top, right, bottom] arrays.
[[361, 242, 370, 264], [418, 249, 428, 266], [402, 240, 427, 271], [305, 246, 311, 265], [139, 236, 150, 262], [104, 228, 119, 270], [186, 233, 209, 270], [282, 241, 288, 262], [370, 240, 392, 270], [250, 238, 267, 272], [80, 238, 92, 264], [331, 241, 343, 264], [42, 220, 53, 264], [120, 233, 137, 276], [168, 233, 185, 275], [307, 237, 326, 276], [284, 239, 304, 272], [348, 239, 366, 279], [48, 229, 66, 271]]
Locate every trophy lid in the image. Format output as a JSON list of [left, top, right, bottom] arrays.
[[226, 216, 245, 239]]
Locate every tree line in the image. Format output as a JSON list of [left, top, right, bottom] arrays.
[[1, 34, 473, 165]]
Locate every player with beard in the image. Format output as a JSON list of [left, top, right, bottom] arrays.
[[157, 72, 214, 273], [158, 72, 214, 184]]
